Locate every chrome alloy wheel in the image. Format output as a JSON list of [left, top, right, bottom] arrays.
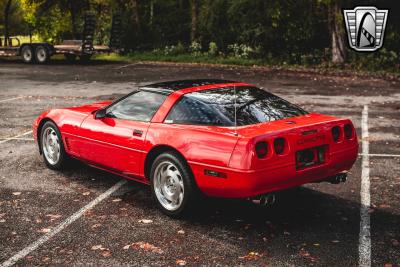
[[153, 161, 185, 211], [42, 127, 60, 165]]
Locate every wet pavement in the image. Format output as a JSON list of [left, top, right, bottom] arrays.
[[0, 60, 399, 266]]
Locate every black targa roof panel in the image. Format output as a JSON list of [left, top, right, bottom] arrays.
[[142, 79, 235, 92]]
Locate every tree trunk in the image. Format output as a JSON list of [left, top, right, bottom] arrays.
[[4, 0, 12, 46], [329, 1, 347, 64], [190, 0, 199, 42], [70, 4, 78, 39], [132, 0, 140, 29]]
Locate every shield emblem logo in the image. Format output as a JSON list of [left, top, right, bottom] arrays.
[[343, 6, 389, 52]]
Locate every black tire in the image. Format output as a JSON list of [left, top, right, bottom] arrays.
[[64, 54, 77, 62], [40, 121, 69, 170], [150, 151, 199, 217], [21, 45, 34, 63], [34, 45, 49, 64]]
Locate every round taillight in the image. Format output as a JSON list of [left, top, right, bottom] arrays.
[[255, 142, 268, 159], [344, 124, 353, 139], [274, 138, 285, 155], [331, 126, 341, 142]]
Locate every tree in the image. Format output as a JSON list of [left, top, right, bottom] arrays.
[[327, 0, 347, 63], [30, 0, 89, 39], [4, 0, 12, 45], [190, 0, 198, 42]]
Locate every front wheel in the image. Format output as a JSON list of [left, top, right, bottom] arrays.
[[150, 152, 199, 217], [40, 121, 69, 170]]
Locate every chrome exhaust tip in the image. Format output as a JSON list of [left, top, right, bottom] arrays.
[[251, 193, 276, 207], [328, 173, 347, 184]]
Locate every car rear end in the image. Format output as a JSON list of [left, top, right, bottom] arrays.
[[204, 114, 358, 198]]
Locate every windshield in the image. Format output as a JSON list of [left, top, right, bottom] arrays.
[[166, 86, 308, 126]]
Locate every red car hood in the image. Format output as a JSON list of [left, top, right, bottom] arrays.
[[64, 101, 112, 114]]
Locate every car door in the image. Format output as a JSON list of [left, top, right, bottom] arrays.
[[78, 90, 168, 178]]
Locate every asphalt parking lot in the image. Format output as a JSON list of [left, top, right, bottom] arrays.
[[0, 60, 399, 266]]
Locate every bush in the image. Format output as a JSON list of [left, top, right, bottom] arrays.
[[208, 42, 218, 57], [227, 43, 254, 59], [190, 41, 202, 56]]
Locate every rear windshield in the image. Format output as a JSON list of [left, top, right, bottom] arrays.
[[165, 86, 307, 126]]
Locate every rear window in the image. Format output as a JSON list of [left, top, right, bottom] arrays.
[[165, 86, 307, 126]]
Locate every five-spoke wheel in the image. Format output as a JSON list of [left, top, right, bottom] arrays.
[[40, 121, 68, 169], [150, 151, 199, 217]]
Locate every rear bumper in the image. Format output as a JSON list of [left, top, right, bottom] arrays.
[[190, 145, 358, 198]]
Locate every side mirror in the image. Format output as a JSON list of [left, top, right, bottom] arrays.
[[94, 109, 107, 119]]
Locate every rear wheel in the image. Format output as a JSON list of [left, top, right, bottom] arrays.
[[150, 152, 199, 217], [35, 45, 49, 64], [21, 45, 34, 63], [40, 121, 69, 170]]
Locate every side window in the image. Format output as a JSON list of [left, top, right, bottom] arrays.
[[107, 91, 167, 122], [165, 96, 232, 126]]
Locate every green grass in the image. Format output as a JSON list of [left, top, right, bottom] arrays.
[[93, 52, 400, 80]]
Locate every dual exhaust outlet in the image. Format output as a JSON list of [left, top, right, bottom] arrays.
[[327, 173, 347, 184], [250, 173, 347, 207], [251, 193, 276, 207]]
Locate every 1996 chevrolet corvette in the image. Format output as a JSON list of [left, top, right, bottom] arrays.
[[33, 79, 358, 216]]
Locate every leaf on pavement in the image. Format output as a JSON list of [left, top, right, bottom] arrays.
[[176, 259, 187, 266], [138, 219, 153, 224], [131, 242, 163, 254], [239, 251, 264, 260]]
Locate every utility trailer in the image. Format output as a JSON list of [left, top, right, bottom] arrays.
[[0, 12, 121, 64]]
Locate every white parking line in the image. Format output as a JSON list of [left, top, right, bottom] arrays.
[[0, 96, 24, 103], [359, 153, 400, 158], [359, 105, 371, 267], [0, 131, 33, 145], [0, 179, 127, 267], [0, 137, 34, 141]]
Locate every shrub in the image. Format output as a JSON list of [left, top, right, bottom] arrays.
[[190, 41, 202, 56], [208, 42, 218, 57]]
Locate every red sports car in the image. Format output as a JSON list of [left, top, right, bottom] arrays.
[[33, 79, 358, 216]]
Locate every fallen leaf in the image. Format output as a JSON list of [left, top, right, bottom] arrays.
[[45, 214, 61, 222], [91, 223, 102, 229], [176, 259, 187, 266], [177, 230, 185, 235], [101, 250, 112, 257], [239, 251, 264, 260], [12, 192, 22, 196], [138, 219, 153, 224], [131, 242, 163, 254], [91, 245, 105, 251], [123, 244, 130, 250]]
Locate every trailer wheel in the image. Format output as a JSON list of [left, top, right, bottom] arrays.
[[21, 45, 34, 63], [64, 54, 76, 62], [35, 45, 49, 64], [79, 55, 92, 62]]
